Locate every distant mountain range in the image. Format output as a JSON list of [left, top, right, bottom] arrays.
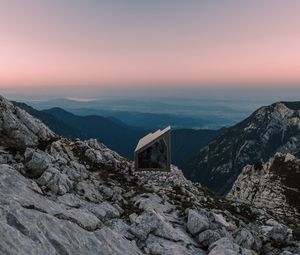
[[183, 101, 300, 195], [69, 108, 212, 130], [14, 102, 220, 167], [28, 97, 246, 129], [12, 102, 82, 139]]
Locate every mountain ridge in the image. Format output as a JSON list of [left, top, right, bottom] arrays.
[[183, 101, 300, 195]]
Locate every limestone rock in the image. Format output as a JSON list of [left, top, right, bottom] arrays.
[[234, 228, 262, 251], [187, 209, 210, 235], [24, 149, 53, 178], [198, 230, 222, 248], [208, 238, 257, 255], [38, 167, 73, 195], [89, 202, 120, 220], [0, 95, 55, 150], [228, 154, 300, 229]]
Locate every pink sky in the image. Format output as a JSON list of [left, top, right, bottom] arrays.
[[0, 1, 300, 90]]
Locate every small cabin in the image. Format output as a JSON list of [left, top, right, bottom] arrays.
[[134, 126, 171, 171]]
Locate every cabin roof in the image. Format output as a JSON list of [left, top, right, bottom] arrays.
[[135, 126, 171, 152]]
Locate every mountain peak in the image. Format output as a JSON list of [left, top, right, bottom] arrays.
[[183, 100, 300, 195], [254, 101, 300, 120], [276, 101, 300, 111]]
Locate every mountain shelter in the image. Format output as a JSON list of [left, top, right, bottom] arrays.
[[134, 126, 171, 171]]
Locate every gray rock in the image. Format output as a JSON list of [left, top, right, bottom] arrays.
[[213, 213, 236, 231], [146, 235, 205, 255], [187, 209, 210, 235], [129, 213, 138, 224], [0, 151, 13, 164], [24, 149, 53, 178], [235, 228, 262, 251], [94, 227, 143, 255], [0, 96, 55, 150], [89, 202, 120, 220], [133, 193, 175, 214], [75, 180, 103, 202], [129, 210, 160, 240], [54, 208, 102, 231], [198, 229, 222, 247], [0, 164, 62, 215], [101, 186, 114, 198], [38, 167, 73, 195], [62, 162, 88, 181], [155, 218, 196, 245], [0, 164, 144, 255], [228, 154, 300, 229], [208, 238, 257, 255], [106, 219, 134, 239], [268, 224, 291, 243], [57, 193, 86, 208], [85, 148, 104, 164]]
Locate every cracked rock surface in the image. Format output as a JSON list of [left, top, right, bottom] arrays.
[[228, 153, 300, 231]]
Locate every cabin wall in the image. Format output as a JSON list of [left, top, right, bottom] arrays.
[[135, 131, 171, 172]]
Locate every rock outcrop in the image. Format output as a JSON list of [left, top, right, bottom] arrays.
[[0, 95, 55, 150], [228, 153, 300, 231], [0, 95, 299, 255]]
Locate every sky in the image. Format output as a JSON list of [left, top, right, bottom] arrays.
[[1, 0, 300, 95]]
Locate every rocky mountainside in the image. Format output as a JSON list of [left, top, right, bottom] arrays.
[[228, 153, 300, 233], [0, 95, 300, 255], [184, 102, 300, 195]]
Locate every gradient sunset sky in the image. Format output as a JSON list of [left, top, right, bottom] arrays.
[[1, 0, 300, 92]]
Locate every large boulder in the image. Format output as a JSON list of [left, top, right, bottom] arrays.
[[38, 167, 73, 195], [198, 229, 222, 248], [234, 228, 262, 251], [208, 238, 257, 255], [186, 209, 210, 235], [23, 149, 53, 178]]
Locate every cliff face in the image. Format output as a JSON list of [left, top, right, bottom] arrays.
[[184, 102, 300, 195], [228, 153, 300, 231], [0, 95, 299, 255]]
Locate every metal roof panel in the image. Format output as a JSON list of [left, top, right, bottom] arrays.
[[135, 126, 171, 152]]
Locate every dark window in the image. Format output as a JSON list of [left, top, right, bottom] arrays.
[[137, 138, 167, 169]]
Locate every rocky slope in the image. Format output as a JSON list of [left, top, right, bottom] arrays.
[[228, 153, 300, 233], [0, 95, 299, 255], [184, 102, 300, 195]]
